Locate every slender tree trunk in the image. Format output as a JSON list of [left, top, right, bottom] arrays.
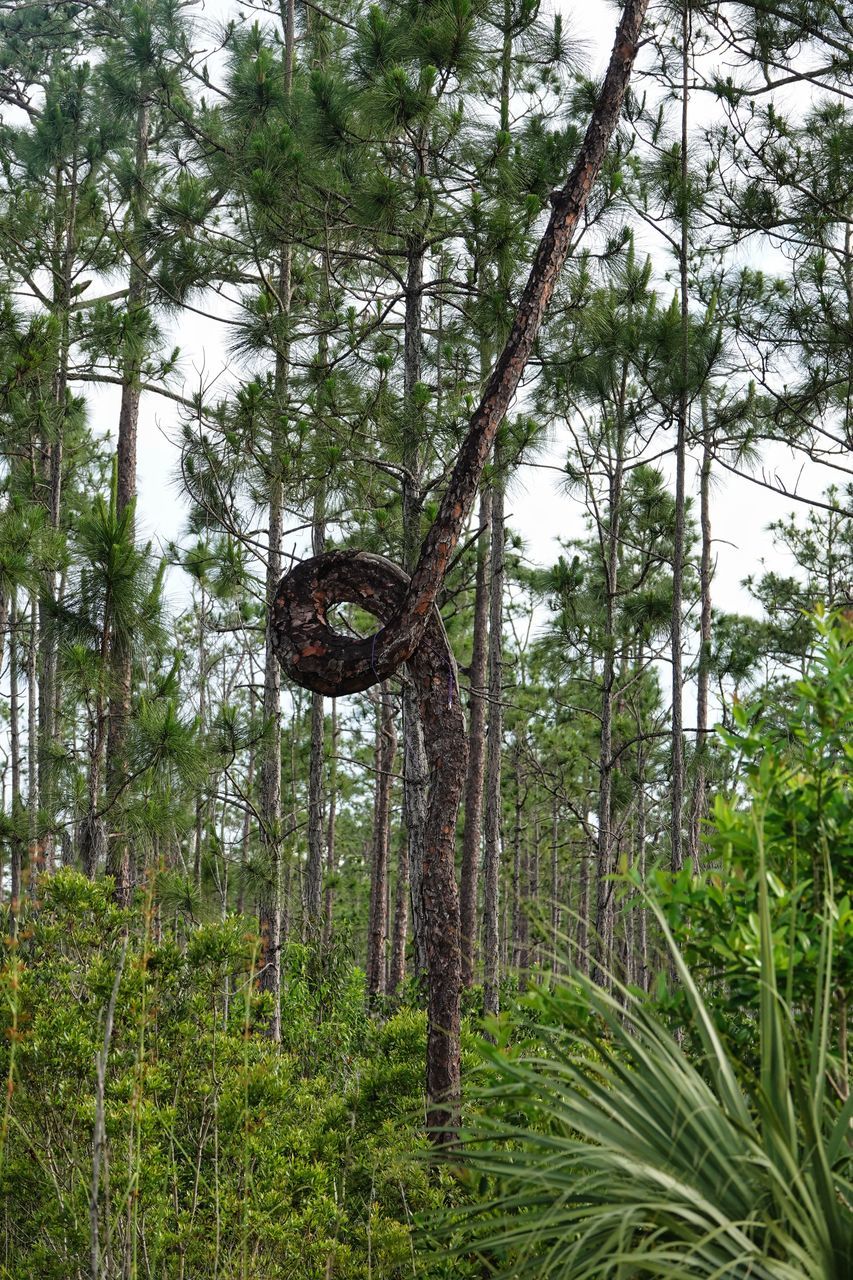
[[689, 390, 712, 871], [322, 702, 338, 945], [258, 2, 295, 1035], [106, 96, 151, 902], [635, 644, 649, 991], [192, 585, 207, 892], [671, 0, 690, 874], [81, 575, 112, 883], [401, 240, 430, 982], [529, 813, 540, 976], [367, 683, 396, 999], [577, 841, 590, 977], [258, 289, 288, 1038], [26, 595, 39, 896], [594, 416, 625, 984], [304, 689, 325, 932], [305, 492, 326, 934], [482, 469, 505, 1018], [237, 734, 254, 917], [0, 593, 7, 688], [511, 749, 528, 985], [550, 798, 560, 967], [388, 822, 409, 994], [460, 488, 491, 986], [9, 593, 22, 931]]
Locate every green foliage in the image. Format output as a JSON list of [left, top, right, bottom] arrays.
[[0, 873, 467, 1279], [658, 613, 853, 1042], [434, 615, 853, 1277]]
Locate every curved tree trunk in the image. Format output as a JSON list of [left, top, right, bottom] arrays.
[[270, 0, 649, 1140]]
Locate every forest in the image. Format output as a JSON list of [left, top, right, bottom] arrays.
[[0, 0, 851, 1274]]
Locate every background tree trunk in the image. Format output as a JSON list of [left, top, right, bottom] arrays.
[[367, 682, 396, 999], [482, 470, 505, 1019], [106, 94, 151, 903], [460, 487, 491, 986]]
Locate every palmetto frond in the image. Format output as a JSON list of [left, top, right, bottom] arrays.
[[445, 869, 852, 1278]]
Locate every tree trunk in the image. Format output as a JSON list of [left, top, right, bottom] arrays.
[[237, 731, 254, 917], [594, 415, 625, 985], [258, 310, 287, 1041], [304, 688, 325, 932], [106, 96, 151, 903], [635, 644, 649, 991], [367, 682, 396, 999], [401, 240, 430, 982], [529, 813, 540, 976], [9, 593, 22, 931], [257, 0, 296, 1040], [482, 472, 505, 1019], [578, 832, 591, 977], [550, 798, 560, 968], [270, 0, 650, 1137], [460, 488, 491, 987], [192, 584, 207, 892], [671, 0, 690, 874], [322, 702, 338, 945], [272, 0, 652, 699], [388, 822, 409, 995], [305, 503, 326, 934], [689, 390, 712, 872], [26, 594, 39, 896]]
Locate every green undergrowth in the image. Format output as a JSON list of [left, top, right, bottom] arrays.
[[0, 874, 476, 1279]]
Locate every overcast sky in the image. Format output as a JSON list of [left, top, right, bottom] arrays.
[[83, 0, 834, 625]]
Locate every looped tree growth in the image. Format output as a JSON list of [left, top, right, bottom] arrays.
[[272, 0, 650, 1140]]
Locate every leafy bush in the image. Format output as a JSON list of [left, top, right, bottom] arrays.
[[0, 875, 466, 1278]]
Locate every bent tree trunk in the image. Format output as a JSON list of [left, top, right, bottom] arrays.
[[270, 0, 649, 1141]]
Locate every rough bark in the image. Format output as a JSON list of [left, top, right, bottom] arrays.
[[577, 837, 591, 977], [459, 488, 491, 987], [237, 705, 255, 917], [270, 0, 649, 1137], [277, 552, 465, 1128]]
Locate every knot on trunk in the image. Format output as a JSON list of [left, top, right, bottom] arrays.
[[271, 547, 465, 1138]]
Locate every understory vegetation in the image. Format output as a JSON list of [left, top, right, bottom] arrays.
[[0, 618, 850, 1275]]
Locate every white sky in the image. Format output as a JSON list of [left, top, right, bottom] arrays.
[[84, 0, 833, 626]]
